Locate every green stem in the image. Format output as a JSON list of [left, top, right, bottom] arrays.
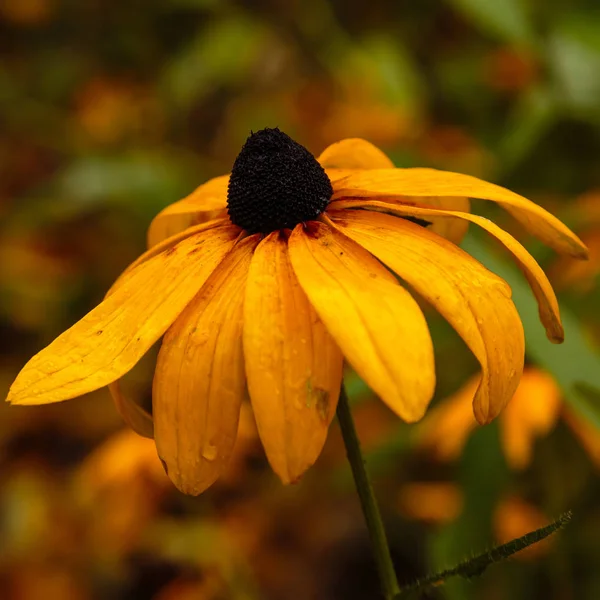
[[336, 384, 401, 599]]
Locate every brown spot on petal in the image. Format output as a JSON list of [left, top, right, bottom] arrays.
[[314, 387, 330, 422]]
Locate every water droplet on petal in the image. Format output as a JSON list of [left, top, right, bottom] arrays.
[[202, 444, 218, 461]]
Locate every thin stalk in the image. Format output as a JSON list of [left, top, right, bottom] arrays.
[[336, 384, 401, 599]]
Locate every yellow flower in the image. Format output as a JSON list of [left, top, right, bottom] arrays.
[[6, 129, 587, 494]]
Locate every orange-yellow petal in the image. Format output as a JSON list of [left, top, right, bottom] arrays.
[[329, 168, 588, 258], [244, 232, 343, 484], [112, 218, 233, 289], [108, 380, 154, 439], [318, 138, 395, 169], [288, 221, 435, 422], [330, 209, 524, 423], [320, 148, 471, 245], [7, 226, 239, 406], [390, 196, 471, 245], [147, 175, 229, 248], [153, 235, 258, 495], [333, 199, 564, 343]]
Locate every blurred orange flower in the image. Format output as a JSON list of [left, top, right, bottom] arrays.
[[8, 131, 586, 495], [398, 482, 463, 524], [483, 47, 538, 93], [419, 367, 600, 470], [419, 125, 493, 176], [74, 78, 163, 145], [493, 496, 553, 560], [0, 0, 55, 25], [551, 190, 600, 292]]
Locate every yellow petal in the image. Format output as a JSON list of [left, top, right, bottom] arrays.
[[318, 138, 395, 169], [7, 226, 239, 406], [153, 235, 258, 495], [147, 175, 229, 248], [332, 200, 564, 343], [330, 209, 524, 423], [329, 168, 589, 258], [394, 196, 471, 245], [288, 221, 435, 422], [244, 232, 343, 483], [326, 170, 471, 244], [112, 218, 232, 289], [108, 380, 154, 439]]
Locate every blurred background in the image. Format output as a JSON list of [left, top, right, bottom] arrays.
[[1, 0, 600, 598]]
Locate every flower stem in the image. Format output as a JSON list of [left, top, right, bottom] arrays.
[[336, 384, 401, 599]]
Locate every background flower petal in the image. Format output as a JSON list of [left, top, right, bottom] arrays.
[[288, 221, 435, 422], [330, 209, 525, 424], [153, 235, 258, 495], [330, 168, 588, 258], [147, 175, 229, 247], [500, 368, 561, 470], [318, 138, 395, 169], [244, 232, 343, 484], [7, 227, 238, 406]]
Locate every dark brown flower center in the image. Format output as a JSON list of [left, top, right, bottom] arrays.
[[227, 128, 333, 234]]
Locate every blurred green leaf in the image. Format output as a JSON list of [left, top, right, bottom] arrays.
[[343, 370, 371, 404], [548, 16, 600, 116], [463, 233, 600, 429], [163, 14, 268, 109], [496, 86, 557, 174], [58, 152, 197, 217], [445, 0, 535, 45], [430, 423, 508, 600], [354, 33, 425, 111]]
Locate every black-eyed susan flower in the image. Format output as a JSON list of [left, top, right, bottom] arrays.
[[6, 128, 588, 495]]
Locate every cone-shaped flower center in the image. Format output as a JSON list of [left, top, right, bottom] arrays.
[[227, 128, 333, 234]]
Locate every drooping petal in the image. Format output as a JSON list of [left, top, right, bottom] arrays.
[[394, 195, 471, 245], [318, 138, 395, 169], [7, 225, 239, 406], [318, 141, 470, 242], [244, 231, 343, 483], [326, 170, 471, 244], [288, 221, 435, 422], [331, 199, 564, 343], [147, 175, 229, 247], [153, 235, 258, 495], [328, 209, 524, 423], [329, 168, 588, 258], [109, 380, 154, 439]]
